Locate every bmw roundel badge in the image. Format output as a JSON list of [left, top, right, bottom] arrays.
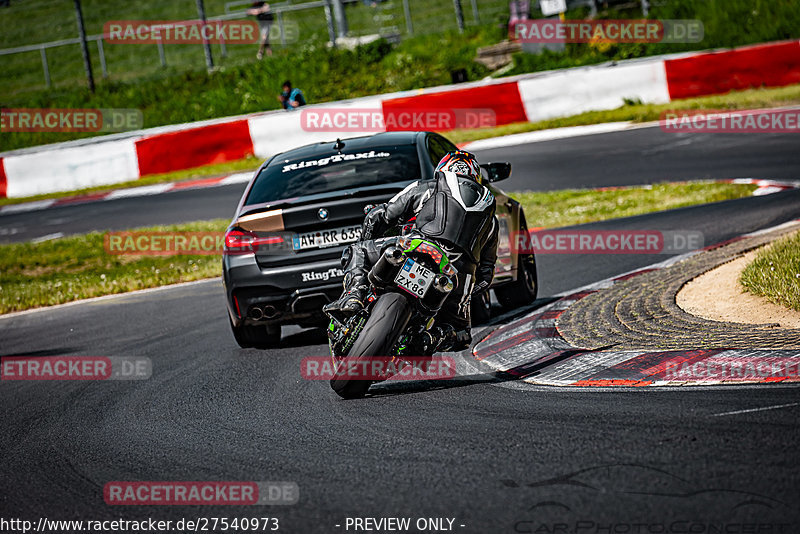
[[318, 208, 329, 221]]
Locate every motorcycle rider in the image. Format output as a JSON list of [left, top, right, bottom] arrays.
[[323, 150, 499, 352]]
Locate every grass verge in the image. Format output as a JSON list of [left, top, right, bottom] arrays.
[[0, 220, 227, 314], [740, 231, 800, 312], [510, 182, 758, 229], [0, 181, 758, 314]]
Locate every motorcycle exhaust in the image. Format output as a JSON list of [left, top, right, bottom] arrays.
[[432, 274, 454, 293], [421, 274, 454, 313], [368, 246, 404, 288]]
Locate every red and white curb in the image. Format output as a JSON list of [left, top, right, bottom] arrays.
[[0, 172, 252, 215], [729, 178, 800, 196], [470, 219, 800, 388], [2, 40, 797, 199]]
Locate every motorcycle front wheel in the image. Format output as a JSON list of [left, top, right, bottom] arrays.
[[330, 292, 413, 399]]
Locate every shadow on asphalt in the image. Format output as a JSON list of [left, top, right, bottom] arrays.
[[365, 349, 589, 398], [364, 339, 616, 398], [281, 327, 328, 347]]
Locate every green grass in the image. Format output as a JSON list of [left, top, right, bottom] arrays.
[[740, 231, 800, 312], [0, 28, 499, 151], [0, 219, 227, 314], [0, 0, 508, 98], [504, 0, 800, 77], [510, 182, 758, 229], [0, 0, 507, 97], [0, 181, 758, 314]]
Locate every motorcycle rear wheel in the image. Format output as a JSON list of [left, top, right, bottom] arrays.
[[330, 292, 413, 399]]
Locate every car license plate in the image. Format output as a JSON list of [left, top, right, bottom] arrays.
[[395, 258, 435, 298], [292, 225, 361, 250]]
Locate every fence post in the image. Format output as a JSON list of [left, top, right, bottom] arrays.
[[96, 38, 108, 78], [402, 0, 413, 35], [157, 41, 167, 67], [470, 0, 479, 25], [324, 0, 337, 47], [453, 0, 465, 32], [278, 11, 287, 46], [195, 0, 215, 70], [40, 48, 51, 88], [332, 0, 348, 38], [73, 0, 95, 92]]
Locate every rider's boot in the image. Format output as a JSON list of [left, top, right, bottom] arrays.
[[434, 324, 473, 352], [323, 270, 369, 317]]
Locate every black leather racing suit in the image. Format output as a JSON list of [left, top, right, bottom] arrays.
[[331, 171, 499, 341]]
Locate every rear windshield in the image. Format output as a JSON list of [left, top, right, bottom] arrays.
[[245, 144, 421, 205]]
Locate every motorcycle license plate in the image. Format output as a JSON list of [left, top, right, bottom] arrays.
[[395, 258, 435, 298]]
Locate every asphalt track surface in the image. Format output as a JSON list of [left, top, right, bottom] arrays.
[[2, 127, 800, 532], [1, 125, 799, 244]]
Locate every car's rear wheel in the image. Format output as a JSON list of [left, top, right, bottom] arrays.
[[495, 216, 538, 310], [229, 317, 281, 349]]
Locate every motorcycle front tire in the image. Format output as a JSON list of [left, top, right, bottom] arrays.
[[330, 292, 413, 399]]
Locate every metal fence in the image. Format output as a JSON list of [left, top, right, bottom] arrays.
[[0, 0, 512, 93]]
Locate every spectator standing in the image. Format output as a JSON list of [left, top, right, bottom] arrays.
[[248, 1, 274, 59], [278, 80, 306, 110]]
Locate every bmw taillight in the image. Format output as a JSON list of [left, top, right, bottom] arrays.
[[224, 229, 259, 254], [225, 229, 285, 254]]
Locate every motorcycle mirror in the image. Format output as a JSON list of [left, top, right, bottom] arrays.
[[480, 162, 512, 183]]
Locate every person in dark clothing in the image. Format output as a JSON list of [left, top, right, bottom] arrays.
[[324, 150, 499, 351], [248, 1, 274, 59], [278, 80, 306, 110]]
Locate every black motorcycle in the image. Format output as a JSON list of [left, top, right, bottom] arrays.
[[326, 235, 458, 399]]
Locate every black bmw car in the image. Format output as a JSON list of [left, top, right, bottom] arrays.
[[222, 131, 537, 348]]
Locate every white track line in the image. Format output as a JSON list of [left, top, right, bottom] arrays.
[[711, 402, 800, 417]]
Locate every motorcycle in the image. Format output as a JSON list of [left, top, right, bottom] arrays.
[[326, 234, 458, 399]]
